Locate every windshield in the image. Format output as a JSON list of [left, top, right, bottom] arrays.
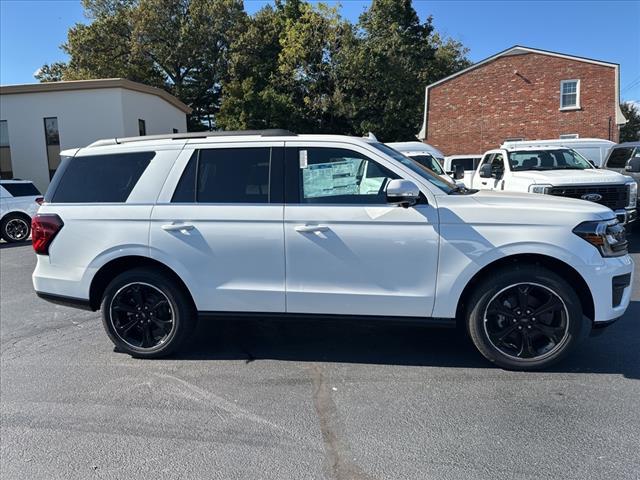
[[406, 154, 446, 175], [508, 149, 593, 171], [370, 143, 455, 193]]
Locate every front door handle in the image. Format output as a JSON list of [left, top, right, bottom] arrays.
[[295, 225, 329, 233], [162, 223, 195, 232]]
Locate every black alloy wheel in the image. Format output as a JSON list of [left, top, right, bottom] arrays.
[[109, 282, 175, 350], [483, 282, 569, 361]]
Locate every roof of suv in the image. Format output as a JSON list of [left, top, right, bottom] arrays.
[[85, 130, 387, 151], [612, 141, 640, 148]]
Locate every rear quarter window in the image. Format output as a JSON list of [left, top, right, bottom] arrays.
[[1, 182, 41, 197], [48, 152, 154, 203]]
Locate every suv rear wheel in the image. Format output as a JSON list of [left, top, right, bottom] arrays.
[[1, 213, 31, 242], [101, 268, 196, 358], [466, 265, 589, 370]]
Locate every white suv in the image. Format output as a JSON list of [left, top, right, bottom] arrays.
[[32, 130, 634, 370]]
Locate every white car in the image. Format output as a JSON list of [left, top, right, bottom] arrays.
[[466, 146, 638, 224], [386, 141, 445, 163], [32, 131, 633, 370], [0, 179, 42, 242], [386, 142, 461, 184]]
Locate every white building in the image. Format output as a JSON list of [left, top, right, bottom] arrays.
[[0, 78, 191, 192]]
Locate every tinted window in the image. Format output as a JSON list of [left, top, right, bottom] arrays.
[[50, 152, 153, 203], [451, 158, 477, 171], [606, 147, 635, 169], [2, 182, 41, 197], [409, 154, 444, 175], [298, 148, 399, 204], [173, 148, 272, 203]]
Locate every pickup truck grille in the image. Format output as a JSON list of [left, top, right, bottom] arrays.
[[547, 185, 627, 210]]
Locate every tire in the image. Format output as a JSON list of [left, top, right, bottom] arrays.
[[101, 268, 196, 358], [1, 213, 31, 243], [466, 265, 590, 371]]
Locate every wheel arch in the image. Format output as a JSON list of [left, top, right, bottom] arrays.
[[455, 253, 595, 324], [1, 210, 32, 224], [89, 255, 196, 311]]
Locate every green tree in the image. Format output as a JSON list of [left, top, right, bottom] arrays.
[[336, 0, 470, 141], [34, 62, 69, 82], [620, 102, 640, 142], [38, 0, 246, 129]]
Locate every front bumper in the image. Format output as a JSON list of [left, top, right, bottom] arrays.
[[589, 255, 634, 324], [614, 208, 637, 225]]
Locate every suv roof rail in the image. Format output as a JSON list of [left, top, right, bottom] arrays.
[[88, 129, 297, 147]]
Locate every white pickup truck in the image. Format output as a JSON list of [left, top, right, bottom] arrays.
[[466, 146, 638, 224]]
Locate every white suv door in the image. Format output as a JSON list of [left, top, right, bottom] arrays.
[[283, 143, 439, 317], [150, 144, 286, 313]]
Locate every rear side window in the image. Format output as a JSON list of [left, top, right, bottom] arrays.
[[606, 147, 635, 168], [2, 182, 41, 197], [450, 158, 478, 171], [50, 152, 153, 203], [172, 148, 272, 203]]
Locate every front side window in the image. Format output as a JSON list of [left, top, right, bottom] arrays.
[[172, 148, 272, 203], [491, 153, 506, 176], [606, 147, 637, 169], [48, 152, 154, 203], [298, 148, 399, 204], [368, 142, 455, 193], [0, 120, 12, 179], [44, 117, 61, 179], [560, 80, 580, 109], [509, 149, 592, 171]]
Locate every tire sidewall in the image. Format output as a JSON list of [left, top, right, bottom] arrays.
[[467, 266, 588, 370], [101, 269, 193, 358]]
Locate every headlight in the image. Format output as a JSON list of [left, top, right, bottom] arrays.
[[573, 218, 628, 257], [626, 181, 638, 209], [528, 184, 552, 194]]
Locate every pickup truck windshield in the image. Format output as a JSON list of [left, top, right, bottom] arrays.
[[508, 149, 593, 171], [370, 143, 455, 193]]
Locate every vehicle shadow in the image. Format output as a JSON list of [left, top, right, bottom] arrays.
[[0, 240, 31, 250], [169, 302, 640, 379]]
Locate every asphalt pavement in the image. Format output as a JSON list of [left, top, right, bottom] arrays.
[[1, 238, 639, 480]]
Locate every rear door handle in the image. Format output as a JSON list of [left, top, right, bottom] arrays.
[[295, 225, 329, 233], [162, 223, 195, 232]]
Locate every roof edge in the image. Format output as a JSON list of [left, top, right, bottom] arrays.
[[425, 45, 619, 92], [0, 78, 192, 114]]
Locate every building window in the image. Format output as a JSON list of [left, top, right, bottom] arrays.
[[560, 133, 579, 139], [0, 120, 12, 179], [172, 128, 179, 134], [138, 119, 146, 136], [44, 117, 61, 179], [560, 80, 580, 109]]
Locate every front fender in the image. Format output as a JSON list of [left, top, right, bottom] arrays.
[[432, 225, 603, 318]]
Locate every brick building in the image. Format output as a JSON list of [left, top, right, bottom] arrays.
[[417, 46, 627, 155]]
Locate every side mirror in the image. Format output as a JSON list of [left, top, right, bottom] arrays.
[[626, 157, 640, 173], [386, 179, 420, 208], [453, 164, 465, 180], [479, 163, 493, 178]]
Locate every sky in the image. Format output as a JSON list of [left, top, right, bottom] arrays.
[[1, 0, 639, 102]]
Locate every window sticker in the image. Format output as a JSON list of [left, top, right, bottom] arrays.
[[302, 159, 360, 198], [299, 150, 308, 169]]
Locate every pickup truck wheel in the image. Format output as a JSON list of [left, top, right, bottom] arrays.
[[466, 266, 588, 370], [101, 268, 196, 358], [1, 214, 31, 242]]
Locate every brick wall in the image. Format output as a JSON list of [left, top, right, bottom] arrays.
[[425, 53, 618, 155]]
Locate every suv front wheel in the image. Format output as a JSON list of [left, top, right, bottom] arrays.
[[466, 265, 589, 370], [101, 268, 196, 358]]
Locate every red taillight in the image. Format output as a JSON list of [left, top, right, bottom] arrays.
[[35, 197, 44, 206], [32, 214, 63, 255]]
